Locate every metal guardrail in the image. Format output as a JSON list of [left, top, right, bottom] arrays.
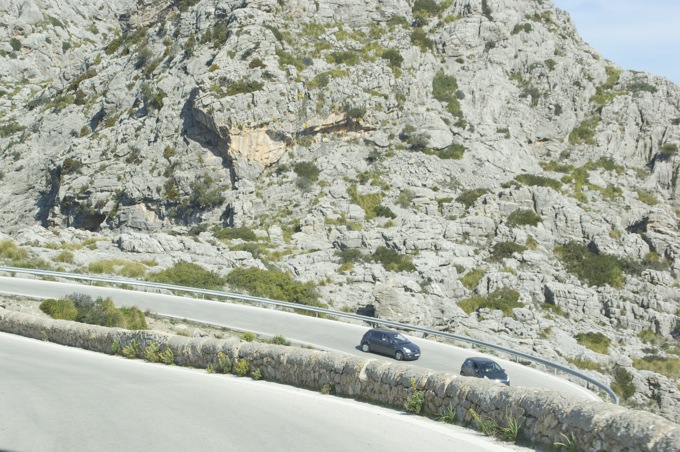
[[0, 265, 619, 403]]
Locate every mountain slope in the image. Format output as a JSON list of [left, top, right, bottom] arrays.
[[1, 0, 679, 421]]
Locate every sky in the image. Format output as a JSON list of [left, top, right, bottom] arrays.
[[551, 0, 680, 86]]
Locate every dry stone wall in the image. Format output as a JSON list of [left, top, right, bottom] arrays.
[[2, 309, 679, 452]]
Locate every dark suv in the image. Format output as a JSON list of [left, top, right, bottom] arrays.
[[460, 357, 510, 385], [360, 328, 421, 361]]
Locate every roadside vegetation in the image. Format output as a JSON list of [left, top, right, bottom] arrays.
[[40, 293, 147, 330], [555, 241, 624, 288], [575, 331, 611, 354], [0, 239, 51, 269], [458, 287, 522, 316], [148, 261, 226, 290], [225, 266, 323, 307]]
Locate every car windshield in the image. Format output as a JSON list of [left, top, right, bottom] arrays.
[[481, 362, 502, 373], [393, 333, 408, 343]]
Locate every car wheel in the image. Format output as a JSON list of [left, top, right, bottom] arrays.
[[361, 343, 370, 352], [395, 351, 403, 360]]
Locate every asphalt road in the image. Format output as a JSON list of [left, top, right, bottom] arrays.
[[0, 275, 600, 401], [0, 332, 530, 451]]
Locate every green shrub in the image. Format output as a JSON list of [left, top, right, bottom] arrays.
[[403, 379, 425, 414], [590, 85, 624, 108], [241, 332, 256, 342], [636, 189, 658, 206], [348, 184, 383, 219], [410, 28, 433, 51], [432, 71, 464, 119], [122, 340, 141, 359], [310, 72, 331, 88], [436, 197, 453, 214], [76, 297, 120, 327], [490, 241, 526, 261], [602, 66, 622, 90], [511, 23, 532, 34], [159, 348, 174, 365], [459, 268, 486, 290], [618, 254, 670, 276], [251, 367, 263, 380], [658, 143, 678, 160], [398, 189, 416, 208], [87, 259, 147, 278], [120, 306, 148, 330], [468, 408, 498, 437], [611, 366, 636, 401], [437, 405, 457, 424], [633, 356, 680, 380], [381, 48, 403, 68], [456, 188, 488, 209], [556, 241, 625, 288], [627, 81, 657, 94], [405, 132, 430, 151], [10, 37, 22, 51], [144, 343, 161, 362], [372, 246, 415, 272], [0, 121, 26, 138], [388, 16, 409, 28], [575, 332, 611, 354], [506, 209, 542, 227], [234, 359, 250, 377], [215, 352, 232, 373], [565, 357, 603, 372], [458, 287, 522, 316], [39, 298, 78, 320], [294, 161, 320, 182], [374, 205, 396, 219], [270, 335, 290, 345], [105, 36, 124, 55], [149, 261, 225, 290], [337, 248, 369, 264], [214, 226, 258, 242], [135, 45, 154, 69], [62, 157, 82, 175], [178, 0, 200, 12], [227, 80, 264, 96], [41, 294, 147, 329], [438, 143, 465, 159], [514, 174, 562, 190], [327, 51, 360, 66], [225, 267, 322, 306], [481, 0, 493, 20], [276, 49, 305, 71], [204, 20, 229, 49], [345, 106, 366, 121], [140, 82, 165, 110], [183, 175, 225, 213], [412, 0, 440, 16], [638, 329, 657, 343], [569, 116, 599, 145]]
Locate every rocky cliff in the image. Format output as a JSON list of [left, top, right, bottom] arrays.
[[1, 0, 679, 421]]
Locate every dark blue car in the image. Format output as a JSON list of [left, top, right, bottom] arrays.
[[460, 357, 510, 385], [360, 328, 421, 361]]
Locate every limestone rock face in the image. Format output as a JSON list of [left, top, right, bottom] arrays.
[[1, 0, 680, 423]]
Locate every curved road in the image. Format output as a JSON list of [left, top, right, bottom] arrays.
[[0, 275, 599, 402], [0, 333, 529, 451]]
